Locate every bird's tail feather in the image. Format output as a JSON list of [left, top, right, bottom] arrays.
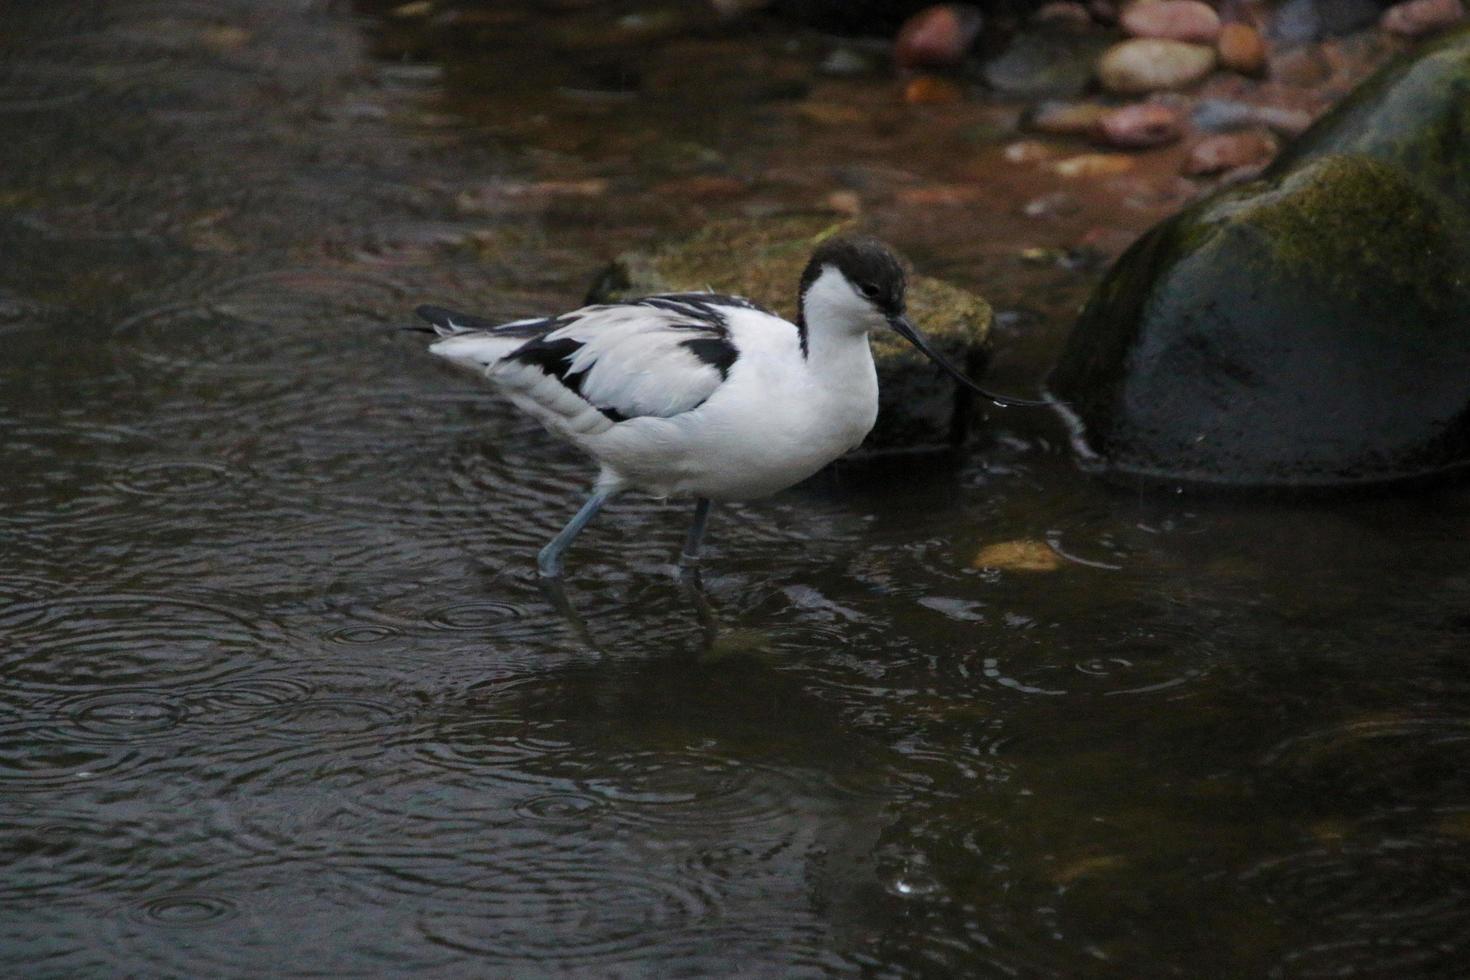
[[414, 304, 497, 338]]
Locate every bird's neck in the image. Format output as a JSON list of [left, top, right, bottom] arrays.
[[797, 310, 877, 384]]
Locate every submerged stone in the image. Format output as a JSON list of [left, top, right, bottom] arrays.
[[1051, 29, 1470, 488], [587, 215, 995, 455]]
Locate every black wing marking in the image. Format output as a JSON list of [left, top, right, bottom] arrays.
[[499, 298, 751, 422]]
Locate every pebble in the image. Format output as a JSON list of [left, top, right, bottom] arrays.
[[1052, 153, 1136, 178], [1217, 22, 1267, 76], [1381, 0, 1466, 36], [1095, 102, 1185, 148], [824, 190, 862, 215], [1025, 100, 1110, 136], [820, 47, 872, 77], [895, 4, 986, 70], [1192, 99, 1314, 137], [1120, 1, 1221, 44], [1034, 2, 1093, 28], [1004, 139, 1056, 163], [1097, 38, 1217, 94], [973, 540, 1062, 572], [985, 25, 1109, 99], [1182, 130, 1277, 175], [903, 75, 965, 104]]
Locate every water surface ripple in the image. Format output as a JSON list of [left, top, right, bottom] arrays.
[[4, 0, 1470, 977]]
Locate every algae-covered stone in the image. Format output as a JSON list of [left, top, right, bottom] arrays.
[[587, 215, 994, 454], [1051, 28, 1470, 488]]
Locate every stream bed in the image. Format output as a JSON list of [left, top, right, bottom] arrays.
[[3, 1, 1469, 976]]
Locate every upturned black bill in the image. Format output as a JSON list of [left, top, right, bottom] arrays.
[[889, 316, 1048, 408]]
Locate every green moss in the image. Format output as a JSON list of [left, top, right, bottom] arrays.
[[1242, 156, 1457, 315]]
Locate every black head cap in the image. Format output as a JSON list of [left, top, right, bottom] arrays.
[[799, 235, 907, 315]]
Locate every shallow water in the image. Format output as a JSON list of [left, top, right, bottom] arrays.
[[3, 1, 1469, 976]]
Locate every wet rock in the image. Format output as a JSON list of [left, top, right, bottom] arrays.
[[1181, 129, 1277, 175], [1192, 98, 1314, 136], [1095, 102, 1185, 148], [1270, 0, 1382, 44], [972, 539, 1062, 571], [1097, 38, 1217, 94], [1381, 0, 1466, 37], [985, 25, 1113, 99], [1052, 31, 1470, 488], [1120, 1, 1221, 44], [588, 215, 996, 454], [1025, 99, 1110, 135], [895, 4, 985, 70], [1269, 27, 1470, 198], [1217, 22, 1267, 76]]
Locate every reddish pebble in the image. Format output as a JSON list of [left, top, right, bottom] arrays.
[[895, 4, 985, 70], [1182, 130, 1277, 176], [1381, 0, 1466, 37], [1095, 102, 1185, 148], [903, 75, 965, 104], [1120, 1, 1221, 44], [1218, 22, 1267, 76]]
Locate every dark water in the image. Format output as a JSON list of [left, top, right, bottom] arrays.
[[4, 1, 1470, 976]]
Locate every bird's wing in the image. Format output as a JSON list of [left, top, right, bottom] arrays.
[[492, 295, 756, 423]]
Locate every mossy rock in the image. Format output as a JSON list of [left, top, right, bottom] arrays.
[[587, 215, 995, 455], [1051, 29, 1470, 489]]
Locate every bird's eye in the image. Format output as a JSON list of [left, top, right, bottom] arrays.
[[857, 282, 879, 298]]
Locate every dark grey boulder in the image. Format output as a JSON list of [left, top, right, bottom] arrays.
[[1050, 29, 1470, 489]]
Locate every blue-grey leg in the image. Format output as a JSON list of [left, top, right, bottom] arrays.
[[538, 488, 613, 578], [679, 497, 713, 568]]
